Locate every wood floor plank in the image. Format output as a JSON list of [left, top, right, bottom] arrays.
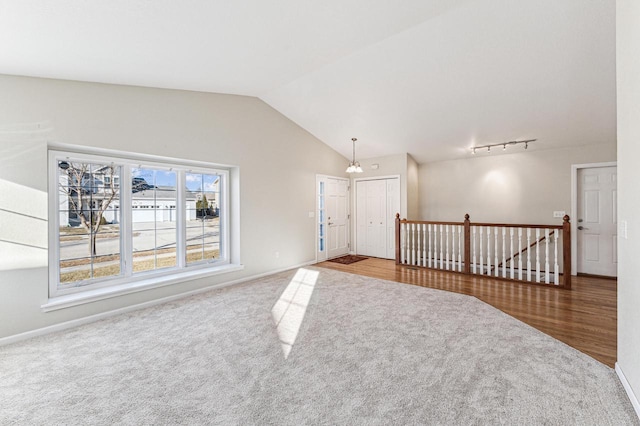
[[316, 258, 617, 367]]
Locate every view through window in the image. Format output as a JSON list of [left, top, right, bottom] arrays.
[[53, 151, 228, 296]]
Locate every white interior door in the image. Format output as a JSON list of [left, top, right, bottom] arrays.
[[577, 166, 617, 276], [326, 178, 349, 259], [356, 177, 400, 259], [365, 180, 387, 258], [356, 181, 367, 256]]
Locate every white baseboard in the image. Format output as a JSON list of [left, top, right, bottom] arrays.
[[616, 362, 640, 419], [0, 260, 316, 347]]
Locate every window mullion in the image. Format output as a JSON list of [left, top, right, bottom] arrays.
[[221, 172, 229, 262], [121, 166, 133, 277], [177, 171, 186, 268]]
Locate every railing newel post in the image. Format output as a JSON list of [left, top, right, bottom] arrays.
[[464, 214, 471, 275], [562, 215, 571, 289]]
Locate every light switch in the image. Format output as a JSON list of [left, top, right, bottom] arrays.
[[308, 211, 315, 218], [620, 220, 628, 239], [553, 211, 566, 218]]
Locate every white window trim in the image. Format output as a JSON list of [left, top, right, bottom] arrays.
[[42, 263, 244, 312], [47, 146, 240, 306]]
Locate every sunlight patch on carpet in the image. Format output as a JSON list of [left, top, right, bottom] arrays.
[[271, 268, 319, 359]]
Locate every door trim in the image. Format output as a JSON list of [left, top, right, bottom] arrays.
[[571, 161, 617, 275], [352, 175, 401, 258], [316, 174, 351, 263]]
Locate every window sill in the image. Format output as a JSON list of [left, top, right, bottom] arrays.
[[42, 263, 244, 312]]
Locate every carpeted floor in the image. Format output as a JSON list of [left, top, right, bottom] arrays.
[[0, 267, 637, 425]]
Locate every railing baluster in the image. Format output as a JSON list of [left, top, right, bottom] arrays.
[[554, 230, 559, 285], [445, 225, 450, 270], [486, 226, 491, 276], [422, 223, 427, 267], [451, 225, 455, 271], [502, 227, 506, 278], [440, 224, 444, 269], [479, 227, 484, 275], [518, 228, 523, 280], [545, 229, 550, 284], [410, 223, 414, 266], [405, 223, 411, 265], [509, 228, 514, 279], [400, 222, 405, 264], [494, 227, 499, 277], [408, 223, 412, 265], [416, 224, 422, 266], [472, 226, 477, 274], [428, 224, 432, 268], [433, 225, 440, 269], [458, 226, 462, 272], [536, 229, 541, 282], [406, 223, 411, 265]]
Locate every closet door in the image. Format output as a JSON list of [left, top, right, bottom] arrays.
[[365, 180, 387, 258], [356, 181, 368, 255], [356, 178, 400, 259]]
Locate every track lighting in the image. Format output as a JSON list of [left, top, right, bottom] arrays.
[[470, 139, 536, 155]]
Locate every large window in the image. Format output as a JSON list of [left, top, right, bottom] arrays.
[[49, 149, 230, 298]]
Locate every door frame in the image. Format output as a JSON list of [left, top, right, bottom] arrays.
[[316, 174, 351, 262], [352, 174, 401, 258], [570, 161, 617, 275]]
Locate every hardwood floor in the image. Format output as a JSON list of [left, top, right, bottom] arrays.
[[317, 257, 617, 367]]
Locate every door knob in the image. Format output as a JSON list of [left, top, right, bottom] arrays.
[[578, 226, 588, 230], [328, 222, 334, 226]]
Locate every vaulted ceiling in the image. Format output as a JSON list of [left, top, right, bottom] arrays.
[[0, 0, 616, 163]]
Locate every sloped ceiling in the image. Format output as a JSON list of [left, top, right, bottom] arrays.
[[0, 0, 615, 163]]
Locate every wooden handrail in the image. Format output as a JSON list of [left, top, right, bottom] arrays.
[[471, 223, 563, 229], [395, 213, 572, 289], [397, 219, 464, 226], [397, 218, 562, 230]]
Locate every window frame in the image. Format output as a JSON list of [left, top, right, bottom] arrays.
[[48, 148, 232, 300]]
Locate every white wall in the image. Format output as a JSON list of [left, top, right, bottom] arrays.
[[617, 0, 640, 413], [418, 143, 616, 224], [407, 154, 420, 220], [0, 74, 348, 339]]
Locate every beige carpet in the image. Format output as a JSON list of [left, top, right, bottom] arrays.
[[0, 267, 638, 425]]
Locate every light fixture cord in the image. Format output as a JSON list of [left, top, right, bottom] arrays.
[[352, 138, 357, 162]]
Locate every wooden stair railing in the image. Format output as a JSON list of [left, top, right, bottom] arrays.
[[395, 213, 571, 289]]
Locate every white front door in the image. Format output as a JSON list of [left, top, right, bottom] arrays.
[[326, 178, 350, 259], [577, 166, 617, 277]]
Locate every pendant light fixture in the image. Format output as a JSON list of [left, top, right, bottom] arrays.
[[346, 137, 363, 173]]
